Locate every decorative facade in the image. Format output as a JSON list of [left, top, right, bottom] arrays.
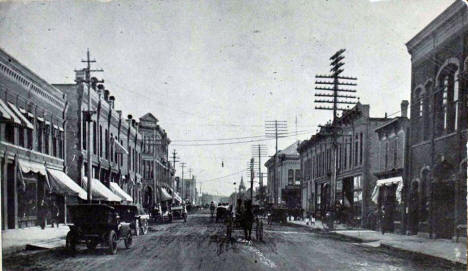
[[405, 0, 468, 239], [298, 103, 388, 226], [0, 48, 68, 229]]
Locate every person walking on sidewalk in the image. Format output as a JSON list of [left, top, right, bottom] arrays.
[[50, 201, 60, 228], [39, 199, 48, 229]]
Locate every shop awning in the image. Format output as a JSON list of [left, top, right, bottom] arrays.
[[371, 177, 403, 204], [19, 160, 47, 176], [47, 169, 87, 200], [109, 182, 133, 202], [82, 177, 122, 202], [159, 187, 172, 201], [114, 140, 128, 154], [165, 186, 182, 203], [0, 99, 21, 125], [8, 102, 34, 129]]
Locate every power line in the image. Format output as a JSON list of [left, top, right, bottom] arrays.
[[172, 129, 314, 142], [173, 129, 312, 147]]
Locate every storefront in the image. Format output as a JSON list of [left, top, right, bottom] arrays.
[[47, 169, 88, 224], [371, 177, 403, 234], [17, 160, 50, 228]]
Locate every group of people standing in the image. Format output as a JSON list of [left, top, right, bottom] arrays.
[[38, 197, 60, 229]]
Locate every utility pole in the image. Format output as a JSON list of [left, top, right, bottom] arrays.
[[250, 158, 254, 201], [315, 49, 358, 208], [171, 149, 179, 203], [180, 162, 186, 202], [76, 49, 103, 203], [252, 144, 267, 206], [265, 120, 287, 206]]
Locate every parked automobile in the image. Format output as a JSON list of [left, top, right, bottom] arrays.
[[114, 204, 149, 236], [171, 204, 187, 222], [66, 204, 133, 255]]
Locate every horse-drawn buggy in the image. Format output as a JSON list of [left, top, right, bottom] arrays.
[[267, 207, 288, 224], [226, 200, 264, 241], [215, 203, 230, 223]]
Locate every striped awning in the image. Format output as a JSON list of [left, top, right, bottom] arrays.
[[114, 140, 128, 154], [7, 102, 34, 129], [47, 169, 88, 200], [0, 99, 21, 125], [82, 177, 122, 202], [109, 182, 133, 202]]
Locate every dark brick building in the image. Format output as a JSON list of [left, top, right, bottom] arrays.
[[405, 0, 468, 239], [372, 101, 410, 234], [298, 103, 388, 226], [0, 48, 71, 229], [139, 112, 171, 209], [55, 71, 143, 205]]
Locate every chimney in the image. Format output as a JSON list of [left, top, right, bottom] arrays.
[[104, 89, 110, 101], [109, 96, 115, 109], [401, 100, 409, 118]]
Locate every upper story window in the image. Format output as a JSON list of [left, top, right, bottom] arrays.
[[288, 169, 294, 185], [295, 169, 301, 185], [436, 63, 458, 136]]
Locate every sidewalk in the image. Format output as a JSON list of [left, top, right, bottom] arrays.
[[1, 224, 69, 256], [290, 220, 467, 266]]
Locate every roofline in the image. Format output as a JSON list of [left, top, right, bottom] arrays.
[[0, 47, 66, 102], [406, 0, 466, 52]]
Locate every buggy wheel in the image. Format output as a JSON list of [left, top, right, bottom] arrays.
[[86, 239, 98, 250], [108, 230, 118, 255], [66, 232, 76, 253], [124, 232, 133, 249]]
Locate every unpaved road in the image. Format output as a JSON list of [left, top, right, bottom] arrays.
[[3, 214, 463, 271]]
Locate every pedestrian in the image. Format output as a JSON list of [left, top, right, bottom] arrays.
[[39, 199, 48, 229], [242, 200, 254, 241], [50, 201, 60, 228]]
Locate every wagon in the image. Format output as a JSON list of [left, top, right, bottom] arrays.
[[66, 204, 133, 255]]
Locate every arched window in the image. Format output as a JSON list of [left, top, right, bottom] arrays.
[[413, 87, 425, 142], [436, 62, 458, 135]]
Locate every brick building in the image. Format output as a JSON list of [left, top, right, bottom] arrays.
[[298, 103, 388, 226], [405, 0, 468, 239], [265, 142, 301, 207], [55, 72, 142, 205], [372, 101, 410, 234], [139, 113, 171, 210], [0, 48, 77, 229]]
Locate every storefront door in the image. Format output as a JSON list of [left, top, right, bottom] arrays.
[[7, 163, 15, 229], [432, 181, 455, 238]]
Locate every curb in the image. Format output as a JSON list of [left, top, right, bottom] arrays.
[[288, 222, 467, 267]]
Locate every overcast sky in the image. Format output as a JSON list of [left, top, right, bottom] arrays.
[[0, 0, 454, 196]]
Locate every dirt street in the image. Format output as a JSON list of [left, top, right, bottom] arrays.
[[2, 214, 463, 271]]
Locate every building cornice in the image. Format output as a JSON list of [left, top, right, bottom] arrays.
[[406, 0, 467, 62]]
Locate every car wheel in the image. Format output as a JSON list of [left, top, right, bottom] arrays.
[[66, 232, 76, 253], [108, 230, 118, 255], [141, 220, 148, 235], [124, 232, 133, 249]]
